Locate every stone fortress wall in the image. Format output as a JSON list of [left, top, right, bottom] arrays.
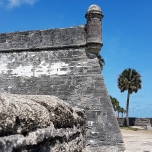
[[0, 4, 125, 151], [118, 118, 152, 128]]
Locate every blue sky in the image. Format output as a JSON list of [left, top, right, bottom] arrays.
[[0, 0, 152, 118]]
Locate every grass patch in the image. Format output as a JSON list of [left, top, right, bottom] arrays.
[[120, 126, 138, 131]]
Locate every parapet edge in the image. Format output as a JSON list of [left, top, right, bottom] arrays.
[[0, 25, 86, 52]]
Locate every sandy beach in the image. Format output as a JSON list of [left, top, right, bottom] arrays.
[[121, 129, 152, 152]]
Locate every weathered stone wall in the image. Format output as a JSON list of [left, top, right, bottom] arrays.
[[0, 26, 86, 51], [117, 118, 152, 127], [0, 94, 85, 152], [0, 47, 98, 101], [0, 4, 125, 151]]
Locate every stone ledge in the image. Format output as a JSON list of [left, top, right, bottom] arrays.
[[0, 26, 86, 52]]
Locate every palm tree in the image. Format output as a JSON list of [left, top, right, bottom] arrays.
[[120, 107, 125, 118], [97, 54, 105, 70], [118, 68, 142, 126], [116, 105, 121, 118], [109, 96, 119, 112]]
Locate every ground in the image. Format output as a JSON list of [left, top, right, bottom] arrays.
[[121, 128, 152, 152]]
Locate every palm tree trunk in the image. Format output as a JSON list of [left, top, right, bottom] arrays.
[[126, 91, 130, 126]]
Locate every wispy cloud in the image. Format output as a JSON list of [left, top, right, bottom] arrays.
[[0, 0, 39, 8], [132, 94, 144, 98], [130, 101, 152, 116]]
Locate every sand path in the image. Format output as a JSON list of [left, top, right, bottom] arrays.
[[121, 129, 152, 152]]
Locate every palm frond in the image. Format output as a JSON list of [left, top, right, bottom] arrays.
[[117, 68, 142, 94]]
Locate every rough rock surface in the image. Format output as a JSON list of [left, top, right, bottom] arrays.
[[0, 93, 85, 152]]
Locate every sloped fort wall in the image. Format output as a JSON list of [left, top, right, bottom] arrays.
[[0, 5, 124, 151]]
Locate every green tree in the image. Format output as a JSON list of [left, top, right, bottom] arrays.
[[116, 105, 121, 117], [118, 68, 142, 126], [97, 54, 105, 70], [120, 107, 125, 118], [109, 96, 119, 112]]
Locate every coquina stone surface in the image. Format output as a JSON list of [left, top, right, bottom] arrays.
[[0, 93, 85, 152], [0, 4, 125, 151]]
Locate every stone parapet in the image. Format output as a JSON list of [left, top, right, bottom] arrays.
[[0, 26, 86, 52]]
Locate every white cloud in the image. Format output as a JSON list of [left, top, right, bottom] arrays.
[[8, 0, 38, 7], [0, 0, 39, 8]]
